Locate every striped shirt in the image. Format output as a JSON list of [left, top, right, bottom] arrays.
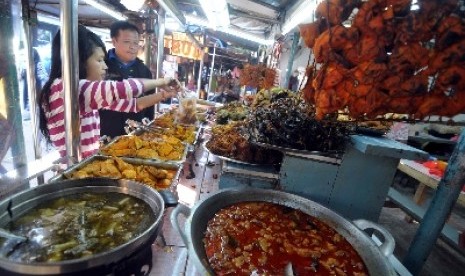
[[44, 78, 144, 158]]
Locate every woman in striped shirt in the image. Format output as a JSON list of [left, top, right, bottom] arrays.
[[38, 25, 180, 159]]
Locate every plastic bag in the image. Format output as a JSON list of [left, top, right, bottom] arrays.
[[175, 96, 197, 125]]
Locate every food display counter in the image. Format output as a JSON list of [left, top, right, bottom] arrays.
[[219, 160, 279, 189], [279, 135, 428, 221], [212, 133, 428, 222]]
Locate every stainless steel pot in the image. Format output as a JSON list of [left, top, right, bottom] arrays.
[[0, 178, 165, 275], [171, 188, 396, 275]]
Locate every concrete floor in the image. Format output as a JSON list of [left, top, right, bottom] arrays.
[[380, 174, 465, 276], [379, 206, 465, 276]]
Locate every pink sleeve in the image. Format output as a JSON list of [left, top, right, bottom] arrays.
[[79, 79, 144, 113], [105, 99, 139, 112]]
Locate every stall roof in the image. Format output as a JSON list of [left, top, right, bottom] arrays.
[[31, 0, 307, 59]]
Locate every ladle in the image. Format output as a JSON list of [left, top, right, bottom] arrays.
[[0, 228, 27, 242]]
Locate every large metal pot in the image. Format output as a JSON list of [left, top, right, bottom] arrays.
[[0, 178, 165, 275], [171, 188, 396, 275]]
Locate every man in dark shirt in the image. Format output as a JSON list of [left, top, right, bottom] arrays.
[[99, 21, 155, 138]]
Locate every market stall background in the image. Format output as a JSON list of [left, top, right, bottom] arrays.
[[0, 1, 462, 276]]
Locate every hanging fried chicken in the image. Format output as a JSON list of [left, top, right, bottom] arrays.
[[314, 25, 357, 63], [299, 19, 328, 48], [300, 0, 465, 119], [316, 0, 360, 25], [436, 15, 465, 50]]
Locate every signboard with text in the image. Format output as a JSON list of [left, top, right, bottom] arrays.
[[164, 32, 204, 61]]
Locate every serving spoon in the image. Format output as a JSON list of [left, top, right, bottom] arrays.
[[0, 228, 27, 242]]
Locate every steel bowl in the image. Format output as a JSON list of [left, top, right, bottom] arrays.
[[171, 187, 396, 275], [0, 178, 164, 275]]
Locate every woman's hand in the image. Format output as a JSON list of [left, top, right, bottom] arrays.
[[161, 89, 178, 100], [163, 77, 182, 90]]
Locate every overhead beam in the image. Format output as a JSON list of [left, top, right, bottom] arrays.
[[229, 8, 280, 24], [226, 0, 279, 18], [156, 0, 203, 49], [281, 0, 317, 35]]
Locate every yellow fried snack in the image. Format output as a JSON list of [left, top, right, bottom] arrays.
[[122, 169, 137, 179], [69, 170, 89, 179], [166, 151, 182, 160], [158, 143, 173, 157], [65, 157, 177, 190], [101, 135, 185, 161], [114, 157, 132, 171], [164, 135, 181, 145], [136, 148, 159, 159], [157, 179, 171, 188], [110, 139, 131, 150]]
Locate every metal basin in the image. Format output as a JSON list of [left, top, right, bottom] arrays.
[[0, 178, 164, 275], [171, 188, 396, 275]]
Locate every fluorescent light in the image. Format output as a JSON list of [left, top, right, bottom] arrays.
[[185, 14, 209, 27], [120, 0, 145, 12], [282, 0, 319, 35], [185, 14, 273, 45], [199, 0, 230, 28], [37, 13, 60, 26], [218, 26, 274, 45], [82, 0, 127, 20]]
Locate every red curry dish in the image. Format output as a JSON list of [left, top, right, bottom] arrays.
[[203, 202, 369, 275]]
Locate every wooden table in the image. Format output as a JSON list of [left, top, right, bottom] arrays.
[[389, 159, 465, 253], [397, 159, 465, 207]]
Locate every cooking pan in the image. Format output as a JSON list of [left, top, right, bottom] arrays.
[[0, 178, 164, 275], [171, 188, 396, 275]]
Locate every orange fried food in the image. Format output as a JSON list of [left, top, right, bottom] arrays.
[[299, 19, 327, 48], [420, 0, 458, 16], [302, 66, 317, 103], [315, 0, 355, 26], [415, 95, 446, 118], [389, 43, 430, 71], [436, 15, 465, 50], [395, 12, 433, 43], [386, 0, 412, 14], [435, 65, 465, 92], [314, 88, 340, 119], [314, 25, 357, 63], [386, 96, 423, 115], [352, 61, 388, 84], [343, 33, 386, 65], [438, 90, 465, 117], [399, 74, 429, 96], [381, 74, 402, 96], [349, 97, 373, 117], [364, 91, 390, 118], [353, 0, 391, 33], [314, 63, 348, 90], [429, 39, 465, 71]]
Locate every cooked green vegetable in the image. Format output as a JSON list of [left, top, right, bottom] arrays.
[[0, 192, 154, 263]]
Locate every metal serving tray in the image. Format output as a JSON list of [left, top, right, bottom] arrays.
[[203, 141, 276, 166], [48, 155, 182, 192], [250, 140, 343, 160], [99, 135, 188, 165], [145, 120, 202, 147], [135, 125, 201, 152]]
